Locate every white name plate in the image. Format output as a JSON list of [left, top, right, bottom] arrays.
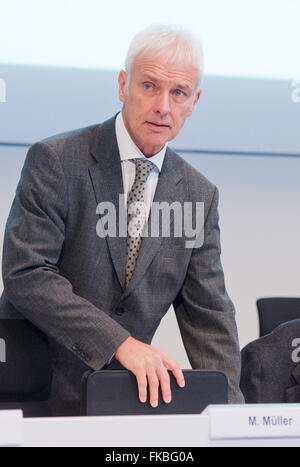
[[0, 410, 23, 446], [203, 404, 300, 440]]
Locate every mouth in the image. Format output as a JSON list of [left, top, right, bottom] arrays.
[[146, 121, 170, 129]]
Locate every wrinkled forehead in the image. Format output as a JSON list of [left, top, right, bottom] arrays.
[[131, 49, 200, 88]]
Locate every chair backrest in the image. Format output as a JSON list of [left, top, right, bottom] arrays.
[[81, 369, 228, 416], [257, 297, 300, 337], [0, 319, 52, 416]]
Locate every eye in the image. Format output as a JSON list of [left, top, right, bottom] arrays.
[[174, 89, 185, 97], [143, 83, 154, 91]]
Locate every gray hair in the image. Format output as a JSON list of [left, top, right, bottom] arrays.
[[124, 24, 204, 90]]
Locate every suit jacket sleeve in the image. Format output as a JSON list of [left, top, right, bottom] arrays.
[[174, 186, 244, 404], [2, 141, 130, 370]]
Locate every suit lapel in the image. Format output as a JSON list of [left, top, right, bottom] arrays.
[[285, 363, 300, 403], [291, 362, 300, 385], [88, 116, 127, 292]]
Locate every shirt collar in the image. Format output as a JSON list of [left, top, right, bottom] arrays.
[[115, 111, 167, 172]]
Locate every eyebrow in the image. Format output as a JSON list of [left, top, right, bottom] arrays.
[[142, 74, 192, 91]]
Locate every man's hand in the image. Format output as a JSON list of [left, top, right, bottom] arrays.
[[115, 336, 185, 408]]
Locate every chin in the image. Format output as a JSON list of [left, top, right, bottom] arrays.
[[150, 134, 168, 145], [150, 141, 167, 152]]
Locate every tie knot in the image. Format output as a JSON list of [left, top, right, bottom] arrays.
[[131, 158, 157, 182]]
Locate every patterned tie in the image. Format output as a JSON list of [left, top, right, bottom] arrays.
[[125, 158, 157, 287]]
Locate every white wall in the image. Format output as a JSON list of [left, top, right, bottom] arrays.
[[1, 145, 299, 368], [1, 65, 299, 155]]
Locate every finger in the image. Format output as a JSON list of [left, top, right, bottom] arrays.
[[146, 366, 159, 408], [136, 370, 148, 403], [162, 356, 185, 388], [156, 365, 172, 404]]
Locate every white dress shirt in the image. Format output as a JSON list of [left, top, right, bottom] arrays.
[[105, 113, 167, 365], [115, 112, 167, 220]]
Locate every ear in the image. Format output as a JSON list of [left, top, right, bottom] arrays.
[[186, 88, 202, 117], [118, 70, 127, 103]]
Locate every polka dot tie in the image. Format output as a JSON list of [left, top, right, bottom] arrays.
[[125, 158, 157, 287]]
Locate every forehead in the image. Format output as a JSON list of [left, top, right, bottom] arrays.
[[131, 52, 198, 89]]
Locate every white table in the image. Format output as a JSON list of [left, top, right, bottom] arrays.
[[22, 414, 210, 447], [2, 405, 300, 447]]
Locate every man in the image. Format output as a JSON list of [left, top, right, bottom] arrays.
[[0, 25, 244, 416], [241, 320, 300, 403]]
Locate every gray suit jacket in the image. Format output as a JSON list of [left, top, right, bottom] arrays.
[[241, 320, 300, 404], [1, 115, 244, 415]]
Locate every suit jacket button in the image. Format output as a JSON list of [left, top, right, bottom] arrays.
[[115, 306, 125, 316], [84, 354, 91, 363]]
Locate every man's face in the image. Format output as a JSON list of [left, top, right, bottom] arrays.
[[118, 51, 202, 156]]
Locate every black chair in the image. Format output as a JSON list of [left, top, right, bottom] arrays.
[[0, 319, 52, 417], [81, 369, 228, 416], [257, 297, 300, 337]]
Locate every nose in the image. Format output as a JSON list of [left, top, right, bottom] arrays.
[[154, 91, 171, 117]]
